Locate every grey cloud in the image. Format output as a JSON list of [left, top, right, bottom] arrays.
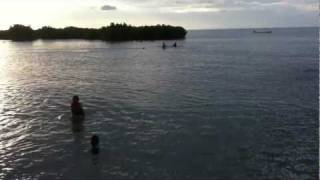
[[119, 0, 316, 11], [101, 5, 117, 11], [97, 0, 317, 28]]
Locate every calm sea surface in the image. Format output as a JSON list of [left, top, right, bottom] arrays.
[[0, 27, 318, 179]]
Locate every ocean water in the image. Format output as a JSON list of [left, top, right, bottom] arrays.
[[0, 27, 318, 179]]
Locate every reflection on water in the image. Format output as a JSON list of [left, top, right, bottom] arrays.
[[72, 121, 84, 133], [0, 28, 318, 179], [71, 115, 85, 133]]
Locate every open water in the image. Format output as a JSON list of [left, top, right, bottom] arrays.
[[0, 27, 318, 179]]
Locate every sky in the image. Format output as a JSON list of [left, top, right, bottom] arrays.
[[0, 0, 318, 30]]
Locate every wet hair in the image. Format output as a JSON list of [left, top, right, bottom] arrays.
[[73, 95, 79, 102], [91, 135, 99, 147]]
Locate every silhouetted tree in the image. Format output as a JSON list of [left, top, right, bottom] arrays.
[[0, 30, 9, 39], [8, 24, 34, 41], [0, 23, 187, 41]]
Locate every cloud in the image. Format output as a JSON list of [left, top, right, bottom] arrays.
[[101, 5, 117, 11], [115, 0, 317, 13], [1, 0, 314, 29]]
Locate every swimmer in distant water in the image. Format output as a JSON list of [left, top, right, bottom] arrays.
[[71, 95, 85, 117], [173, 42, 177, 47], [91, 135, 100, 154], [162, 42, 166, 49]]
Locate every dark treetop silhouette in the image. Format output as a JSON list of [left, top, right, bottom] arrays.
[[0, 23, 187, 41]]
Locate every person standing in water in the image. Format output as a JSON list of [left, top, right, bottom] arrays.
[[162, 42, 166, 49], [173, 42, 177, 47], [71, 95, 85, 116]]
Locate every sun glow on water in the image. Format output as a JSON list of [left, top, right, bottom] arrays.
[[0, 41, 12, 128]]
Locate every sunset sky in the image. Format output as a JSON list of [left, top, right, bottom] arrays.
[[0, 0, 317, 30]]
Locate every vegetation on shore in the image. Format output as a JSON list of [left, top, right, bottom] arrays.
[[0, 23, 187, 41]]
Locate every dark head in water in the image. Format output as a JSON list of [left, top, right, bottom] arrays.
[[73, 95, 79, 103], [173, 42, 177, 47], [91, 135, 100, 154], [162, 42, 166, 49], [71, 95, 85, 116]]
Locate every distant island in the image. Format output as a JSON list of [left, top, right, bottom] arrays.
[[0, 23, 187, 41]]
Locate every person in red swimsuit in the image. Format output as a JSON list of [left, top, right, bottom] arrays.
[[71, 95, 85, 116]]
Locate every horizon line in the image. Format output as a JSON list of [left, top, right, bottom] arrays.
[[0, 24, 317, 32], [188, 25, 318, 31]]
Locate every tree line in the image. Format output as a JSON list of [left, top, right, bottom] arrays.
[[0, 23, 187, 41]]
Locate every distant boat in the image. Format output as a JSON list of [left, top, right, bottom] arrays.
[[253, 30, 272, 34]]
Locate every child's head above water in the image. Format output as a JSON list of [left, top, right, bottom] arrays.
[[73, 95, 79, 103], [91, 135, 99, 148], [91, 135, 100, 154]]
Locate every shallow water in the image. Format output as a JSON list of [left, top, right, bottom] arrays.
[[0, 27, 318, 179]]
